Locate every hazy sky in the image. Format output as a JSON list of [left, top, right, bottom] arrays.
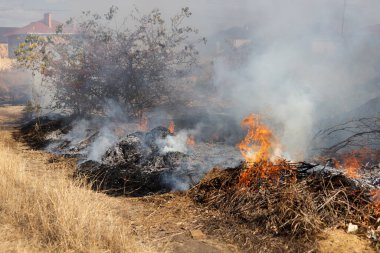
[[0, 0, 251, 33], [2, 0, 380, 34]]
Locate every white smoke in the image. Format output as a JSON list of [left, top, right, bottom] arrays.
[[157, 126, 200, 154], [157, 130, 190, 154], [87, 126, 119, 161], [212, 0, 380, 159], [27, 0, 380, 163]]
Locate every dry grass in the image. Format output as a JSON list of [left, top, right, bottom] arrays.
[[0, 58, 14, 71], [0, 137, 147, 253]]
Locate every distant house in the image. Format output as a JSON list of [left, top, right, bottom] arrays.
[[1, 13, 75, 58]]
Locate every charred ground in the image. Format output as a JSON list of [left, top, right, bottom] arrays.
[[12, 110, 380, 253]]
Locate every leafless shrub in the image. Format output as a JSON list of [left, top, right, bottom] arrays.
[[313, 117, 380, 156]]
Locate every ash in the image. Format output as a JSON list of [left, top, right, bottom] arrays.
[[71, 126, 242, 196]]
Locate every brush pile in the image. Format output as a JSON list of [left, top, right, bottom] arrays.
[[76, 126, 204, 196], [189, 161, 380, 252]]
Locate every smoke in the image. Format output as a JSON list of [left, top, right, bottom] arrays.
[[18, 1, 380, 192], [46, 100, 134, 161], [211, 0, 380, 159], [42, 0, 380, 162], [156, 124, 202, 154], [157, 130, 190, 154]]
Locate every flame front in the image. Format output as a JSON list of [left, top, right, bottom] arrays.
[[342, 156, 360, 179], [238, 114, 272, 164], [238, 114, 289, 186], [338, 150, 367, 179]]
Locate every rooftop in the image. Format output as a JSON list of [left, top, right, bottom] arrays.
[[4, 13, 75, 37]]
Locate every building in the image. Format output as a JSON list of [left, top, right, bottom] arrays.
[[1, 13, 74, 58], [0, 27, 17, 58]]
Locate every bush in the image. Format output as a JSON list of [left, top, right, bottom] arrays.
[[16, 6, 204, 117]]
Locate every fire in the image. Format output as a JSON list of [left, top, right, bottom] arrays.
[[342, 156, 361, 179], [337, 150, 368, 179], [238, 114, 272, 164], [168, 120, 175, 134], [138, 115, 149, 132], [237, 114, 290, 186], [187, 135, 196, 146]]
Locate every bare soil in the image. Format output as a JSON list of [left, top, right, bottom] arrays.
[[0, 105, 376, 253]]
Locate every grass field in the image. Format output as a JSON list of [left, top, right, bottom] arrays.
[[0, 132, 146, 253]]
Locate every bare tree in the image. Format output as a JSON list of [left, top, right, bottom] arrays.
[[313, 117, 380, 156]]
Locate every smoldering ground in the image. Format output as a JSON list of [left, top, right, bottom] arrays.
[[22, 0, 380, 191]]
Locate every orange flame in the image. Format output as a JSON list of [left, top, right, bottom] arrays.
[[138, 115, 149, 132], [187, 135, 196, 146], [238, 114, 273, 164], [342, 156, 361, 179], [237, 114, 288, 186], [168, 120, 175, 134], [337, 150, 367, 179]]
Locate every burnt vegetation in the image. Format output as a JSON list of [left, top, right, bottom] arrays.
[[11, 5, 380, 253]]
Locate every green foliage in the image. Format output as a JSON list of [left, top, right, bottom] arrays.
[[15, 35, 52, 75]]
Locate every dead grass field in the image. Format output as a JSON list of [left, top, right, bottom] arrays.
[[0, 106, 148, 252], [0, 129, 147, 253]]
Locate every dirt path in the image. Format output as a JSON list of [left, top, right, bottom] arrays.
[[0, 105, 376, 253]]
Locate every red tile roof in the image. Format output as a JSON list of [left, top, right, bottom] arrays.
[[5, 19, 75, 36]]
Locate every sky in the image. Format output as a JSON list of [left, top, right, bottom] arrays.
[[0, 0, 252, 33], [2, 0, 380, 35]]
